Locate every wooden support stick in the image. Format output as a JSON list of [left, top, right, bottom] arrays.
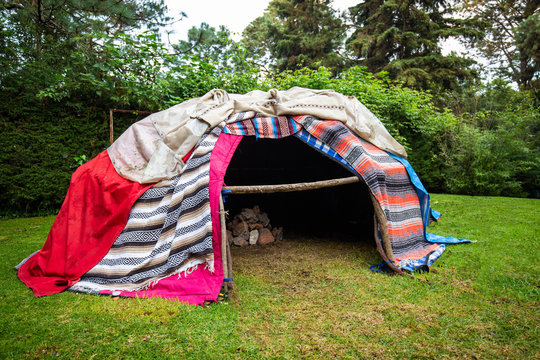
[[370, 193, 395, 263], [223, 176, 360, 194], [226, 237, 234, 290], [109, 109, 114, 145], [219, 194, 229, 281], [110, 109, 152, 114]]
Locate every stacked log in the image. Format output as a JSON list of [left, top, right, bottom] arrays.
[[226, 205, 283, 247]]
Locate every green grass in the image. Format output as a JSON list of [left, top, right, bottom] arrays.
[[0, 194, 538, 359]]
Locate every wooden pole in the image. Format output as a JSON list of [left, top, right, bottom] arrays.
[[109, 109, 114, 145], [226, 238, 233, 289], [110, 109, 152, 114], [222, 176, 360, 194], [370, 194, 395, 263], [219, 194, 229, 282]]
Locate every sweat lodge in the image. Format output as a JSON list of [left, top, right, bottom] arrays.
[[16, 87, 468, 305]]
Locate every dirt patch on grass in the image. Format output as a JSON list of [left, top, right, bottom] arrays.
[[231, 233, 377, 273]]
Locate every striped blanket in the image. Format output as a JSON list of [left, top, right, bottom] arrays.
[[224, 115, 442, 268], [224, 116, 301, 138], [294, 116, 441, 264], [69, 126, 222, 294]]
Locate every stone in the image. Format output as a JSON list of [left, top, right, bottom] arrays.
[[257, 228, 274, 246], [226, 230, 233, 245], [252, 205, 260, 215], [250, 223, 264, 230], [249, 230, 259, 245], [231, 220, 249, 239], [232, 237, 249, 247], [272, 227, 283, 242], [239, 208, 257, 224], [257, 212, 270, 227]]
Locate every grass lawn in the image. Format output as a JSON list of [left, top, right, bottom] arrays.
[[0, 194, 538, 359]]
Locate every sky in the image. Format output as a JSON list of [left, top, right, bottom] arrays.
[[163, 0, 359, 43]]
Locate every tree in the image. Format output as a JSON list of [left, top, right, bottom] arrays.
[[463, 0, 539, 90], [173, 23, 249, 72], [242, 0, 345, 72], [345, 0, 482, 90], [0, 0, 170, 99], [0, 1, 173, 215]]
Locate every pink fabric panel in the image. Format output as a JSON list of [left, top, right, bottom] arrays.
[[208, 132, 243, 280], [99, 132, 242, 305], [99, 266, 217, 304]]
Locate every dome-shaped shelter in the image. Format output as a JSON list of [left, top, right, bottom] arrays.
[[17, 87, 467, 305]]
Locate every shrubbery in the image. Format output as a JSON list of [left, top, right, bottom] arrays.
[[1, 51, 537, 216], [263, 66, 539, 197]]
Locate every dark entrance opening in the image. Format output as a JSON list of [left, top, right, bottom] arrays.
[[223, 136, 374, 240]]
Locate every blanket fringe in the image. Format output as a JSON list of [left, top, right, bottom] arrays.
[[204, 262, 215, 273], [69, 257, 214, 294], [136, 259, 209, 292]]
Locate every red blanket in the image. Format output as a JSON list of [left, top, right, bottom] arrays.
[[17, 151, 153, 296]]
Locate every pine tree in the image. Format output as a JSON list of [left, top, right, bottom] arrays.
[[463, 0, 539, 90], [346, 0, 482, 90], [242, 0, 345, 72], [0, 0, 170, 92], [173, 23, 248, 72]]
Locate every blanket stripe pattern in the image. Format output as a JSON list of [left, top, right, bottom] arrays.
[[224, 115, 441, 265], [69, 126, 222, 293], [294, 116, 441, 263], [294, 128, 354, 171], [223, 116, 301, 138], [224, 116, 351, 172]]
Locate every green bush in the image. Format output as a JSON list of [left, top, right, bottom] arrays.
[[442, 94, 539, 197], [265, 67, 539, 197], [1, 62, 537, 217]]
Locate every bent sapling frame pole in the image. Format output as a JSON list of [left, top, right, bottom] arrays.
[[109, 109, 152, 145], [222, 176, 360, 194], [219, 194, 233, 291]]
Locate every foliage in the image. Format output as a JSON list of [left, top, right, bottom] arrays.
[[434, 79, 539, 196], [36, 31, 177, 111], [0, 60, 259, 216], [514, 12, 540, 90], [0, 0, 170, 96], [0, 0, 262, 216], [0, 0, 538, 215], [0, 109, 109, 216], [242, 0, 346, 73], [0, 1, 170, 216], [345, 0, 482, 90], [462, 0, 539, 90], [1, 194, 539, 358], [264, 67, 539, 196], [73, 155, 88, 167], [173, 23, 251, 73]]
